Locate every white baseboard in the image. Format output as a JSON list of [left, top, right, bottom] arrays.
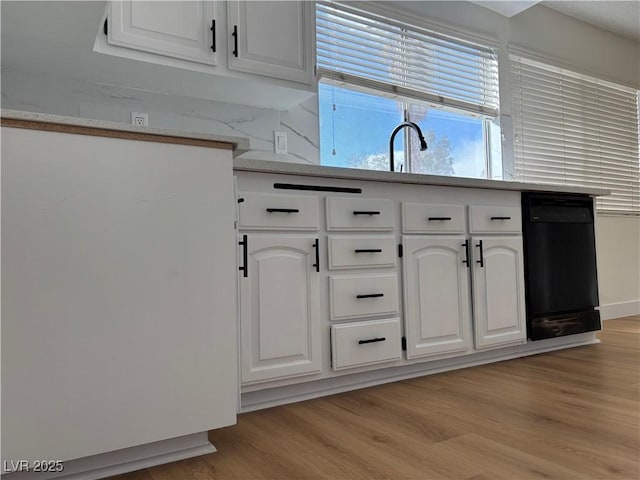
[[2, 432, 215, 480], [598, 300, 640, 320]]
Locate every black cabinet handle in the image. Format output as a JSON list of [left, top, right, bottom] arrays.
[[356, 293, 384, 299], [358, 337, 386, 345], [312, 238, 319, 273], [266, 208, 299, 213], [210, 19, 216, 52], [476, 240, 484, 268], [354, 249, 382, 253], [490, 216, 511, 220], [353, 211, 380, 215], [238, 234, 248, 277], [237, 197, 244, 204], [428, 216, 452, 221], [462, 239, 470, 267], [232, 25, 238, 57]]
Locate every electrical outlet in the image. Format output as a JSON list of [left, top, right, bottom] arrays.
[[131, 112, 148, 127], [274, 131, 287, 154]]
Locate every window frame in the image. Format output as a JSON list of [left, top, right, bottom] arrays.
[[315, 1, 502, 178]]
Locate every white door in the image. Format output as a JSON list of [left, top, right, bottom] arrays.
[[239, 235, 321, 384], [472, 236, 526, 349], [109, 1, 218, 65], [227, 1, 313, 84], [403, 236, 472, 359]]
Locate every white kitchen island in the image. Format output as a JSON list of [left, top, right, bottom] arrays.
[[1, 111, 247, 479]]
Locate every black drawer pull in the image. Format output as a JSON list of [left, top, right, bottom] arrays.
[[354, 249, 383, 253], [490, 216, 512, 220], [462, 239, 470, 267], [356, 293, 384, 299], [210, 19, 216, 52], [428, 216, 452, 221], [238, 234, 248, 278], [266, 208, 299, 213], [312, 238, 319, 273], [476, 240, 484, 268], [232, 25, 238, 57], [358, 337, 386, 345], [353, 211, 380, 215]]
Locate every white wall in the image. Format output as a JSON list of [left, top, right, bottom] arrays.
[[596, 215, 640, 319]]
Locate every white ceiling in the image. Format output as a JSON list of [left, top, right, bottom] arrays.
[[543, 1, 640, 42], [471, 1, 543, 17]]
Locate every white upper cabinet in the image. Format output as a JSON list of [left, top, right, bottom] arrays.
[[226, 1, 314, 84], [108, 1, 218, 65], [471, 236, 526, 349]]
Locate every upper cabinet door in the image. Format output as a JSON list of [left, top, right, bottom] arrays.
[[227, 1, 313, 84], [109, 1, 218, 65], [472, 236, 526, 349]]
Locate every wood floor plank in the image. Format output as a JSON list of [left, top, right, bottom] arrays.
[[107, 317, 640, 480]]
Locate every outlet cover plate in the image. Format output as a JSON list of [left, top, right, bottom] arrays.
[[274, 131, 287, 155], [131, 112, 148, 127]]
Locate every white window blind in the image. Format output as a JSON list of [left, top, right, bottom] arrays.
[[316, 1, 499, 116], [511, 54, 640, 214]]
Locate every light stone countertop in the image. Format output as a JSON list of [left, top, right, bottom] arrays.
[[1, 109, 251, 155], [234, 158, 611, 196]]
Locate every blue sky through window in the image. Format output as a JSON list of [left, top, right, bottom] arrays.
[[318, 82, 489, 178]]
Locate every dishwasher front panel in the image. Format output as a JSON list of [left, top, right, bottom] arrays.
[[522, 193, 601, 340]]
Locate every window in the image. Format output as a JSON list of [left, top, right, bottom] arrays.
[[511, 55, 640, 214], [316, 1, 501, 177]]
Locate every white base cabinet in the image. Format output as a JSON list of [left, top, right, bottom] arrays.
[[402, 235, 472, 359], [471, 236, 527, 349], [235, 171, 528, 397], [239, 235, 322, 384]]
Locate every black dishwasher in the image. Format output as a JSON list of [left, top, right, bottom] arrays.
[[522, 193, 601, 340]]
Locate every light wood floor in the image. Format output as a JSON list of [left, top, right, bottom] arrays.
[[111, 316, 640, 480]]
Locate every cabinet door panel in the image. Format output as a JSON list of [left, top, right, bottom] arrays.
[[227, 1, 312, 84], [240, 235, 321, 384], [472, 236, 526, 349], [403, 236, 472, 359], [109, 1, 217, 65]]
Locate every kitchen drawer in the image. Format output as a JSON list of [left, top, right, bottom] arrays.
[[402, 203, 465, 234], [329, 273, 399, 321], [331, 318, 402, 371], [328, 235, 397, 269], [468, 206, 521, 234], [238, 192, 319, 230], [326, 197, 394, 231]]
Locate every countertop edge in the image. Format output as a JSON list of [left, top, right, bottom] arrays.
[[1, 109, 251, 154], [233, 158, 611, 197]]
